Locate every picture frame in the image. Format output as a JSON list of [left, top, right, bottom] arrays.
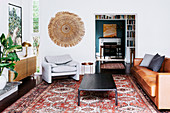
[[103, 24, 117, 37], [8, 3, 22, 51]]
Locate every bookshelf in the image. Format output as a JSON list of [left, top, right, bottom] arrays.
[[126, 15, 135, 48]]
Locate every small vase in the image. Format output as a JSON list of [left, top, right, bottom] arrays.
[[0, 75, 7, 90]]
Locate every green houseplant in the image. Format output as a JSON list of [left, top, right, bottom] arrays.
[[0, 33, 22, 89]]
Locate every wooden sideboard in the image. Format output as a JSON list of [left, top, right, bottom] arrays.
[[9, 56, 36, 82]]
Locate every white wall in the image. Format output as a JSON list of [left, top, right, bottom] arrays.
[[40, 0, 170, 73], [0, 0, 32, 56], [0, 0, 8, 35], [1, 0, 170, 75]]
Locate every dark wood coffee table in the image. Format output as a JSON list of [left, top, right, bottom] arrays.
[[78, 74, 118, 106]]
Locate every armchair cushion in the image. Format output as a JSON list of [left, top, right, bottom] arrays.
[[49, 61, 78, 68], [66, 61, 79, 67], [45, 54, 72, 64], [52, 65, 77, 73], [50, 63, 58, 68]]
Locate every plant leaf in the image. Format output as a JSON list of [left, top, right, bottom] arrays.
[[0, 33, 7, 48], [8, 51, 20, 62], [0, 63, 10, 67], [6, 45, 22, 53], [0, 57, 14, 62], [7, 68, 18, 80], [6, 63, 15, 70], [0, 33, 5, 40], [7, 36, 13, 47], [0, 63, 15, 69]]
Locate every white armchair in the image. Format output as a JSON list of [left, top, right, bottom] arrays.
[[42, 54, 80, 83]]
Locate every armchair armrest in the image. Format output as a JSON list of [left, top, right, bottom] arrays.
[[42, 61, 52, 83], [68, 60, 80, 80], [156, 73, 170, 109], [133, 58, 143, 66]]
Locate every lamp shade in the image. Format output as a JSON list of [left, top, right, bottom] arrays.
[[22, 42, 32, 47]]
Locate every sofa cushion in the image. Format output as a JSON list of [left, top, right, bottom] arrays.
[[136, 68, 158, 78], [131, 66, 147, 72], [45, 54, 72, 64], [140, 54, 154, 67], [148, 54, 165, 72], [52, 65, 77, 73]]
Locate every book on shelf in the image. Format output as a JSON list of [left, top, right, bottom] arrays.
[[127, 20, 136, 24], [127, 40, 129, 47], [120, 15, 124, 19], [128, 31, 135, 37], [132, 25, 135, 30], [127, 25, 135, 31], [130, 40, 135, 46], [101, 15, 104, 19], [127, 31, 129, 37], [127, 15, 135, 19], [127, 25, 132, 30], [112, 15, 115, 19], [130, 32, 132, 37], [124, 15, 127, 19], [117, 15, 120, 19]]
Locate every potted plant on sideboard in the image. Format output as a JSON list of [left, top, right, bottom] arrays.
[[0, 33, 22, 89]]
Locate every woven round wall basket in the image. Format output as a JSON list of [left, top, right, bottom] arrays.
[[48, 11, 85, 47]]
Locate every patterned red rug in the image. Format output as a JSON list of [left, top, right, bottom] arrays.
[[100, 63, 125, 69], [3, 75, 158, 112]]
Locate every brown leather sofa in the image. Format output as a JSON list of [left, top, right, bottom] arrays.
[[131, 58, 170, 110]]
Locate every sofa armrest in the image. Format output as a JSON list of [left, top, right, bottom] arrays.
[[156, 73, 170, 109], [133, 58, 143, 66]]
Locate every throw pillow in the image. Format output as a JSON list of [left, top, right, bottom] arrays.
[[148, 54, 165, 72], [139, 54, 154, 67]]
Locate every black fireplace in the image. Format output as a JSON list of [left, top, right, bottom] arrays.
[[103, 42, 117, 58]]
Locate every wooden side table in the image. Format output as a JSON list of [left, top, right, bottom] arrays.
[[81, 62, 93, 74]]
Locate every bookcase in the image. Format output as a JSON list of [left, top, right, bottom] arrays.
[[126, 15, 135, 48]]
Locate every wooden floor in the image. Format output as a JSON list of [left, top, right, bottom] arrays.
[[0, 63, 130, 112], [0, 76, 42, 112]]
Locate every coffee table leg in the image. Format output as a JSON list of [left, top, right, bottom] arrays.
[[78, 89, 80, 106], [115, 90, 118, 106]]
